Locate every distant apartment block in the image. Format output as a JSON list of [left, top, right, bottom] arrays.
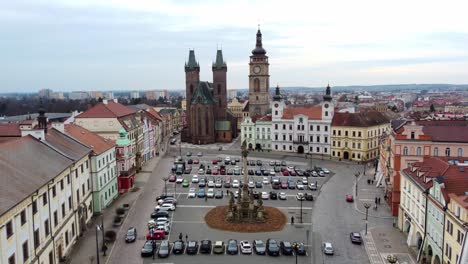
[[145, 90, 169, 100], [69, 91, 90, 100], [38, 89, 53, 98], [51, 92, 64, 100], [89, 91, 103, 99], [130, 91, 140, 99], [105, 91, 114, 100], [228, 89, 237, 99]]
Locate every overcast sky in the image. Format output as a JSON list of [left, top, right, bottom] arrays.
[[1, 0, 468, 92]]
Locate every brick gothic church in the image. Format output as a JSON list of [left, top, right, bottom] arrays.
[[181, 49, 238, 144]]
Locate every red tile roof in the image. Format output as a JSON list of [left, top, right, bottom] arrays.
[[0, 123, 21, 137], [395, 120, 468, 142], [145, 108, 163, 122], [282, 105, 322, 120], [65, 124, 115, 155], [332, 111, 389, 127], [76, 101, 136, 118]]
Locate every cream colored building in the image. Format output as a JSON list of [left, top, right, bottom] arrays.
[[228, 98, 244, 129], [0, 129, 93, 264], [445, 191, 468, 264]]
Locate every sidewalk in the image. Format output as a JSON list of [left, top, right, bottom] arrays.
[[356, 171, 417, 264], [67, 148, 166, 264]]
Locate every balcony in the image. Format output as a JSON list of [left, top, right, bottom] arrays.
[[293, 140, 309, 145]]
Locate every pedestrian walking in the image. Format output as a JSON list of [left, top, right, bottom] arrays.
[[378, 197, 381, 204], [205, 195, 208, 202], [291, 216, 295, 225], [185, 234, 188, 242], [179, 233, 182, 240], [367, 179, 370, 185], [375, 197, 378, 205]]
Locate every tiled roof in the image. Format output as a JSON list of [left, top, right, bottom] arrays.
[[332, 111, 390, 127], [145, 108, 163, 122], [251, 115, 272, 123], [76, 101, 136, 118], [396, 120, 468, 142], [44, 128, 92, 161], [0, 123, 21, 137], [191, 81, 216, 105], [0, 136, 74, 216], [282, 105, 322, 120], [65, 124, 114, 155], [243, 102, 249, 112], [118, 115, 143, 131]]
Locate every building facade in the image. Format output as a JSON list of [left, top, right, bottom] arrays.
[[228, 98, 245, 130], [116, 129, 136, 193], [331, 111, 390, 161], [445, 191, 468, 264]]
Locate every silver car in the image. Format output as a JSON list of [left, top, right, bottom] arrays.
[[323, 242, 334, 255]]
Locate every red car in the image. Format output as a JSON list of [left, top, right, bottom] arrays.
[[282, 170, 290, 176], [280, 181, 288, 189], [212, 168, 219, 175], [146, 229, 165, 240], [289, 170, 297, 176], [220, 168, 226, 175], [193, 159, 199, 164], [169, 175, 177, 182], [212, 160, 218, 165], [346, 194, 354, 202]]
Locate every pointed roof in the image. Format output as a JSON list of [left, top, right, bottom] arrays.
[[273, 84, 282, 101], [191, 81, 216, 105], [185, 49, 200, 71], [212, 49, 227, 70], [323, 83, 332, 102], [76, 101, 136, 118], [252, 26, 267, 56]]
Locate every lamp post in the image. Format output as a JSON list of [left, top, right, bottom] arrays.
[[355, 172, 360, 197], [162, 176, 169, 196], [364, 203, 371, 235], [363, 158, 367, 175], [95, 225, 101, 264], [174, 178, 177, 196], [299, 198, 303, 224], [387, 254, 398, 263], [101, 216, 106, 256], [292, 242, 299, 264]]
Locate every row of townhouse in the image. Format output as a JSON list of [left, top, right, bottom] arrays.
[[377, 120, 468, 216], [0, 126, 93, 264], [399, 157, 468, 264], [241, 85, 391, 161]]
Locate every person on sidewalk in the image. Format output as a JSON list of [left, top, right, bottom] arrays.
[[375, 197, 378, 205], [179, 233, 182, 240], [378, 197, 381, 204], [291, 216, 295, 225]]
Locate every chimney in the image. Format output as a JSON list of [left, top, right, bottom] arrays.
[[37, 108, 48, 134], [113, 98, 118, 103], [103, 99, 108, 104]]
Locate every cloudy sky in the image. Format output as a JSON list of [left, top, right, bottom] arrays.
[[1, 0, 468, 92]]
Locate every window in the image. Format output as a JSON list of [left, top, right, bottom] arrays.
[[434, 147, 439, 156], [49, 251, 53, 264], [458, 230, 465, 244], [275, 134, 278, 140], [20, 210, 26, 225], [324, 147, 328, 153], [446, 220, 453, 235], [345, 131, 348, 137], [457, 148, 463, 157], [54, 211, 58, 227], [52, 186, 56, 197], [311, 125, 314, 131], [324, 126, 328, 132], [332, 129, 335, 135], [289, 146, 292, 150], [333, 141, 336, 147], [316, 136, 320, 142], [32, 200, 37, 214], [417, 147, 422, 156], [6, 221, 13, 238], [411, 132, 415, 139], [403, 147, 408, 155], [283, 145, 286, 150], [316, 125, 320, 131], [65, 231, 69, 246], [283, 124, 286, 130], [34, 229, 39, 249], [289, 135, 292, 141], [275, 124, 278, 129], [8, 254, 15, 264], [43, 193, 47, 205], [325, 111, 328, 116], [283, 135, 286, 140], [44, 220, 50, 236], [60, 180, 64, 190], [254, 78, 260, 92], [80, 164, 84, 173], [358, 131, 362, 137], [316, 147, 320, 152], [62, 203, 66, 218], [352, 131, 356, 137], [72, 223, 75, 237], [23, 241, 29, 261], [324, 136, 328, 143], [275, 110, 278, 115], [445, 147, 451, 157], [289, 125, 292, 130], [275, 145, 278, 150]]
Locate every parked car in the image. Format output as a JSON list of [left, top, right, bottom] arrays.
[[305, 193, 314, 201], [207, 188, 215, 198], [215, 190, 224, 199], [346, 194, 354, 202], [224, 177, 231, 188], [197, 189, 206, 198], [269, 191, 278, 200], [215, 179, 222, 188], [240, 240, 252, 254], [248, 169, 255, 175], [208, 178, 215, 188], [249, 160, 256, 166], [227, 169, 233, 175], [309, 182, 317, 190], [280, 181, 288, 189], [296, 182, 305, 190], [256, 160, 263, 166], [157, 240, 170, 258], [150, 211, 169, 219], [197, 152, 203, 157], [155, 224, 170, 235], [253, 239, 266, 255], [227, 239, 238, 255], [280, 241, 293, 255], [157, 197, 177, 205], [295, 242, 307, 255], [184, 167, 192, 174], [235, 157, 240, 162], [279, 192, 287, 200], [198, 178, 206, 188], [146, 229, 165, 240], [212, 168, 218, 175], [193, 159, 199, 164], [169, 175, 177, 182], [255, 170, 262, 176], [188, 188, 196, 198], [266, 239, 280, 256], [186, 151, 192, 157], [182, 179, 190, 187], [200, 240, 212, 254], [232, 179, 240, 188], [323, 242, 334, 255], [322, 168, 330, 174], [263, 177, 269, 185], [192, 175, 199, 183], [350, 232, 362, 244], [125, 227, 137, 243], [248, 181, 255, 188], [289, 170, 297, 176], [261, 192, 269, 200], [282, 170, 290, 176], [213, 241, 225, 254], [141, 240, 155, 257], [172, 240, 185, 254], [252, 191, 260, 199], [155, 203, 176, 211], [288, 180, 296, 189], [296, 193, 305, 201], [281, 161, 287, 166], [186, 240, 199, 254], [255, 181, 263, 188]]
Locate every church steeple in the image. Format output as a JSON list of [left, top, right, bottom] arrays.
[[252, 25, 267, 56], [323, 83, 332, 102], [273, 84, 282, 101], [212, 49, 227, 70], [185, 49, 200, 71]]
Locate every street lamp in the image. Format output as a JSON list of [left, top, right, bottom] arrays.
[[162, 176, 169, 196], [292, 242, 299, 264], [355, 172, 360, 197], [364, 203, 371, 235], [386, 254, 398, 263], [101, 216, 106, 256], [95, 225, 101, 264], [299, 198, 303, 224]]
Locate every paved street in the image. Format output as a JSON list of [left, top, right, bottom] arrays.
[[69, 137, 417, 264]]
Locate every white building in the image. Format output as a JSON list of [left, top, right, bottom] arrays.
[[271, 85, 334, 155], [69, 91, 90, 100], [241, 115, 272, 150], [130, 91, 140, 99]]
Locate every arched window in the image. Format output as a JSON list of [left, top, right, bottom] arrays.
[[457, 148, 463, 157], [254, 78, 260, 92], [217, 84, 221, 95], [445, 147, 451, 157], [197, 108, 202, 135], [190, 84, 193, 94], [433, 147, 439, 156], [416, 147, 422, 156], [403, 147, 408, 155]]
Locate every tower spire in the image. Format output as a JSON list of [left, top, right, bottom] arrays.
[[185, 49, 199, 71], [252, 26, 267, 55], [323, 83, 332, 102]]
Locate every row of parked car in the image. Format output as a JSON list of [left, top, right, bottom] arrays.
[[141, 238, 309, 258]]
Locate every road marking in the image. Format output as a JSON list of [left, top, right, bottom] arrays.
[[359, 198, 375, 201]]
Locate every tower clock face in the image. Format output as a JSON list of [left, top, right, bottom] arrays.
[[253, 66, 261, 74], [324, 103, 329, 108]]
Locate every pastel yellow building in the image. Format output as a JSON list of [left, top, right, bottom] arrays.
[[445, 192, 468, 264], [227, 98, 245, 129], [181, 99, 186, 110], [331, 111, 390, 161]]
